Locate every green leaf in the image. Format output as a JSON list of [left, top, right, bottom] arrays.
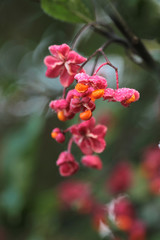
[[41, 0, 93, 23]]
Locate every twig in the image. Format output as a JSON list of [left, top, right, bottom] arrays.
[[93, 55, 119, 89], [92, 23, 130, 49], [90, 52, 100, 75], [80, 39, 116, 71], [67, 138, 73, 153], [71, 23, 94, 50], [99, 0, 158, 70]]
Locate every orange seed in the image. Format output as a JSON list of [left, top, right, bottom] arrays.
[[80, 110, 92, 120], [124, 94, 136, 104], [91, 89, 105, 100], [57, 111, 67, 121], [51, 131, 58, 139], [75, 83, 89, 93]]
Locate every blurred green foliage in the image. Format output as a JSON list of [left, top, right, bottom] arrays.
[[1, 116, 44, 217], [115, 0, 160, 40]]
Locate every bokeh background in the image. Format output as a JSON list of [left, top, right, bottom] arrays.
[[0, 0, 160, 239]]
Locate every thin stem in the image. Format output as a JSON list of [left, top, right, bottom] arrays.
[[63, 126, 72, 133], [67, 137, 73, 153], [100, 39, 114, 50], [90, 52, 100, 75], [90, 40, 114, 75], [92, 23, 130, 49], [94, 52, 119, 89], [62, 88, 66, 99], [100, 50, 119, 88], [79, 39, 115, 71], [80, 49, 99, 70], [77, 39, 119, 88], [71, 23, 93, 50]]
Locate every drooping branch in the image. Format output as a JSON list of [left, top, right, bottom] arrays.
[[71, 23, 93, 49], [92, 23, 130, 49], [107, 3, 155, 68], [96, 0, 160, 72], [91, 24, 146, 67]]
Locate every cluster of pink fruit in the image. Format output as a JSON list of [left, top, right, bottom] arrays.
[[44, 43, 140, 176]]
